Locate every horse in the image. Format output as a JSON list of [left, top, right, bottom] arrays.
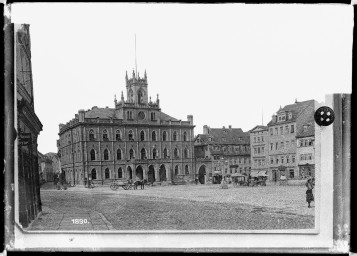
[[134, 179, 147, 190]]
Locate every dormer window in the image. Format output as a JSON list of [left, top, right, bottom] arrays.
[[288, 112, 292, 119], [128, 130, 134, 141], [102, 129, 108, 141], [89, 129, 95, 141], [115, 130, 121, 141], [303, 125, 309, 132]]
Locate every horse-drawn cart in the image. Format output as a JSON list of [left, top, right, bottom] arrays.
[[110, 180, 136, 190]]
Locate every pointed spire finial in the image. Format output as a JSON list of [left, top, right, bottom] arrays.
[[144, 69, 147, 79], [121, 91, 124, 101], [132, 69, 135, 79], [114, 94, 117, 104], [125, 71, 128, 80]]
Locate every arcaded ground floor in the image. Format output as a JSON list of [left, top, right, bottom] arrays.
[[28, 183, 315, 231]]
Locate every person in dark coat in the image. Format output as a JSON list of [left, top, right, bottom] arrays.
[[305, 178, 314, 208]]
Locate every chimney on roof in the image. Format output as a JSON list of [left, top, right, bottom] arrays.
[[229, 125, 232, 129], [223, 126, 225, 129], [78, 109, 85, 122], [203, 125, 209, 134], [59, 123, 65, 132], [295, 98, 298, 103], [187, 115, 193, 125]]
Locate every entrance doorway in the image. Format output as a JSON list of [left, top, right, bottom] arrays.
[[127, 166, 133, 180], [198, 165, 206, 184], [136, 166, 144, 180], [148, 165, 155, 183], [159, 165, 166, 181]]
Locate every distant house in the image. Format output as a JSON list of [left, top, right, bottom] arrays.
[[194, 125, 251, 184]]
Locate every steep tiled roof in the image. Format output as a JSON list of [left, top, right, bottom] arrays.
[[84, 107, 178, 122], [84, 107, 123, 119], [267, 100, 315, 126], [197, 128, 249, 145], [296, 102, 315, 138], [159, 112, 178, 121]]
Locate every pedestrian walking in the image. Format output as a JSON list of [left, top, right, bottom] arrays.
[[305, 177, 314, 208]]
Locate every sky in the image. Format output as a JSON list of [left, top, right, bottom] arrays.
[[11, 3, 353, 154]]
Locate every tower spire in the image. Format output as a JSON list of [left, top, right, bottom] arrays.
[[135, 34, 138, 78]]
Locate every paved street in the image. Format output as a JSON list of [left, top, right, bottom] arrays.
[[28, 183, 315, 231]]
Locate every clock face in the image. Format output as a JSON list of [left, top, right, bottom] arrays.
[[138, 111, 146, 120]]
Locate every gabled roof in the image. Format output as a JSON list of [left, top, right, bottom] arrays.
[[267, 100, 315, 126], [249, 125, 268, 133], [84, 106, 178, 122], [196, 127, 250, 145], [85, 107, 123, 119]]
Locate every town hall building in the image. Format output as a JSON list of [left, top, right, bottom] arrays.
[[58, 70, 195, 186]]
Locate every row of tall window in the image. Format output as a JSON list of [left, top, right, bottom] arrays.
[[270, 139, 295, 151], [253, 136, 264, 143], [89, 147, 190, 161], [253, 146, 265, 155], [254, 159, 266, 167], [269, 124, 295, 136], [300, 153, 313, 161], [89, 129, 188, 142], [298, 138, 314, 147], [212, 156, 250, 165], [270, 155, 296, 165]]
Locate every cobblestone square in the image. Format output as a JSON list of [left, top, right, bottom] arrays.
[[28, 184, 315, 231]]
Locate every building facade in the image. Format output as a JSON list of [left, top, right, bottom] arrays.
[[16, 24, 43, 227], [249, 126, 269, 176], [58, 70, 195, 185], [194, 125, 251, 184], [267, 99, 315, 181]]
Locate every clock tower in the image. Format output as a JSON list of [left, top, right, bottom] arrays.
[[126, 69, 148, 105]]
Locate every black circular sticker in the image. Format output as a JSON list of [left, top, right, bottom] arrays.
[[314, 106, 335, 126]]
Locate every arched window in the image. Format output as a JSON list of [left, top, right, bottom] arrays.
[[152, 131, 156, 141], [163, 148, 168, 158], [103, 129, 108, 141], [129, 89, 134, 102], [173, 131, 177, 141], [105, 168, 110, 179], [162, 131, 167, 141], [129, 149, 135, 159], [153, 148, 157, 159], [185, 165, 189, 175], [104, 149, 109, 160], [184, 148, 188, 158], [91, 169, 97, 179], [174, 148, 179, 158], [183, 132, 187, 142], [138, 90, 144, 103], [175, 165, 179, 175], [115, 130, 121, 141], [89, 129, 95, 141], [140, 130, 145, 141], [90, 149, 95, 160], [128, 130, 134, 141], [141, 148, 146, 159], [118, 168, 123, 178], [117, 149, 122, 160]]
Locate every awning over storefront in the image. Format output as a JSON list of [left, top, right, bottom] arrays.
[[250, 171, 268, 177]]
